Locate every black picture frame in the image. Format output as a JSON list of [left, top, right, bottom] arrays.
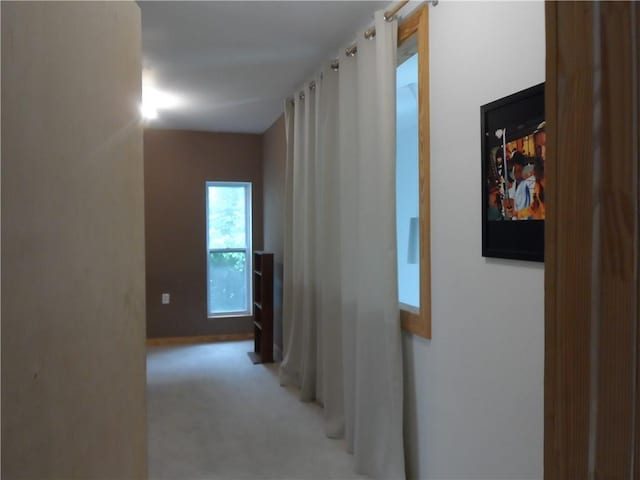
[[481, 83, 545, 262]]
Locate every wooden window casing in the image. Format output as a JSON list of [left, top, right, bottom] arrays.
[[398, 5, 431, 339]]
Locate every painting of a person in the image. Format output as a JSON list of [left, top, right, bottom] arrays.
[[516, 154, 545, 220]]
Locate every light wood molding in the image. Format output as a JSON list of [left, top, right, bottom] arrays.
[[398, 5, 423, 46], [398, 4, 431, 339], [146, 332, 254, 347], [544, 2, 639, 478]]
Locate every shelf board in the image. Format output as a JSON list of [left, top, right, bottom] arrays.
[[250, 251, 273, 365]]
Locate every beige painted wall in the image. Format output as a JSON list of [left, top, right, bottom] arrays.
[[144, 129, 263, 339], [262, 115, 286, 355], [1, 2, 147, 478]]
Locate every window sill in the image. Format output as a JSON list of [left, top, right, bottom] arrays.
[[208, 312, 253, 319]]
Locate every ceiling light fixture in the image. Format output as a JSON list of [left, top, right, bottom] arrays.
[[140, 103, 158, 120], [140, 79, 182, 121]]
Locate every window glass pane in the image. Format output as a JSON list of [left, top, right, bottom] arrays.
[[396, 51, 420, 309], [207, 185, 247, 249], [208, 251, 247, 314], [206, 182, 252, 316]]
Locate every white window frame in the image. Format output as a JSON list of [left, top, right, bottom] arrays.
[[205, 181, 253, 318]]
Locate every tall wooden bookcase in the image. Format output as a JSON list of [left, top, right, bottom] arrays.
[[248, 251, 273, 364]]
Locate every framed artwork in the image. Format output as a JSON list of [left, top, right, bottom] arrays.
[[481, 83, 545, 262]]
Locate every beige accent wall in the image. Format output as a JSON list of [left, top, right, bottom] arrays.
[[1, 2, 147, 478], [262, 115, 286, 355], [144, 129, 263, 339]]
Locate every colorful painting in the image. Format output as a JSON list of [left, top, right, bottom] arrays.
[[481, 84, 545, 262]]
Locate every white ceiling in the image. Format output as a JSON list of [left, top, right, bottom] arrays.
[[139, 1, 387, 134]]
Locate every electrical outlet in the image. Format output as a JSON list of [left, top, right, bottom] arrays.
[[162, 293, 170, 304]]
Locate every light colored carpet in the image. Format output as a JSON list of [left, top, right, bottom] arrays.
[[147, 340, 367, 480]]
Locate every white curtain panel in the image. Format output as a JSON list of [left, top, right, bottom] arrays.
[[280, 11, 404, 479]]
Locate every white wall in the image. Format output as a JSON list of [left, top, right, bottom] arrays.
[[1, 2, 146, 478], [403, 2, 545, 479]]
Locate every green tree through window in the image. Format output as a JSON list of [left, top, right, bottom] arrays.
[[206, 183, 252, 315]]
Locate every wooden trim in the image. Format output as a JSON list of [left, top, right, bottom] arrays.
[[544, 2, 639, 478], [544, 3, 560, 477], [398, 4, 432, 339], [594, 5, 638, 476], [417, 4, 431, 340], [634, 9, 639, 479], [146, 332, 254, 347], [400, 309, 420, 336], [636, 9, 640, 478], [398, 5, 422, 46]]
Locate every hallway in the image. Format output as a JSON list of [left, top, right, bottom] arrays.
[[147, 340, 365, 479]]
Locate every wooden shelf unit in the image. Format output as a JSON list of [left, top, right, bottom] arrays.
[[248, 251, 273, 364]]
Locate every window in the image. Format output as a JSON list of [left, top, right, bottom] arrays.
[[397, 45, 420, 311], [206, 182, 252, 317], [396, 5, 431, 339]]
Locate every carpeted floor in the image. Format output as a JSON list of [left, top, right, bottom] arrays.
[[147, 340, 366, 479]]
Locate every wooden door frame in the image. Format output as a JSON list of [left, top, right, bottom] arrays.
[[544, 2, 639, 478]]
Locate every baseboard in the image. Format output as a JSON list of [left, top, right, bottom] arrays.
[[147, 332, 254, 347]]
